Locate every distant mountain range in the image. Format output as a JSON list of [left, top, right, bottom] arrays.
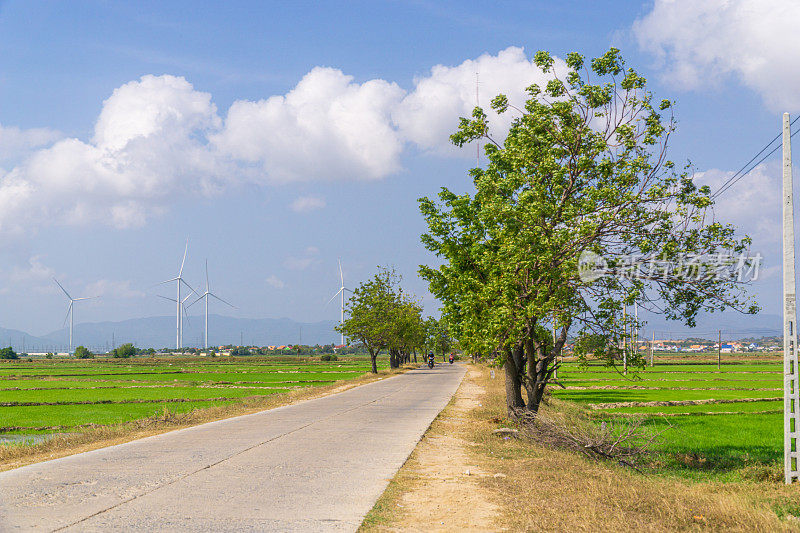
[[0, 310, 783, 353], [0, 315, 340, 353]]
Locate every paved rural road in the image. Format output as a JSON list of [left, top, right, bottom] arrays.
[[0, 363, 466, 532]]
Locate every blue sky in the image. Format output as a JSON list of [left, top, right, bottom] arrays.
[[0, 0, 794, 336]]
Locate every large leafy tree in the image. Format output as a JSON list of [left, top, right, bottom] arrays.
[[419, 48, 756, 416]]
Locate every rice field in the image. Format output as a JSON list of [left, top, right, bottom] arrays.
[[0, 356, 382, 438], [553, 354, 784, 480]]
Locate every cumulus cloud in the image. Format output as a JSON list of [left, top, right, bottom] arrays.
[[0, 124, 61, 162], [395, 46, 562, 153], [290, 195, 326, 213], [214, 67, 405, 181], [265, 275, 285, 289], [0, 74, 227, 234], [633, 0, 800, 109], [0, 48, 562, 236]]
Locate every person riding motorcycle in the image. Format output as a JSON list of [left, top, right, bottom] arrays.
[[427, 352, 435, 368], [448, 353, 454, 364]]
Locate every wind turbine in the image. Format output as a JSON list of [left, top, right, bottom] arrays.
[[157, 239, 197, 350], [53, 278, 95, 354], [189, 260, 236, 351], [157, 293, 194, 348], [326, 258, 351, 346]]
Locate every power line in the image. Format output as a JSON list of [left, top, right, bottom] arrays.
[[711, 115, 800, 200]]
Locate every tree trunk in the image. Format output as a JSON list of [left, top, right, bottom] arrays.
[[524, 335, 554, 414], [503, 344, 525, 417], [413, 350, 417, 363], [389, 348, 400, 369], [369, 348, 378, 373]]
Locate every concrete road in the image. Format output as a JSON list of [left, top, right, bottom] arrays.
[[0, 363, 466, 532]]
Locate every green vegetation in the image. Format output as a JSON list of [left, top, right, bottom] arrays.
[[0, 356, 384, 437], [553, 357, 783, 481], [111, 343, 135, 358], [0, 347, 18, 360], [418, 47, 757, 417], [74, 346, 93, 359]]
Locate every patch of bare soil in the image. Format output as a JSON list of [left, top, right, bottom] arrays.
[[361, 367, 499, 532]]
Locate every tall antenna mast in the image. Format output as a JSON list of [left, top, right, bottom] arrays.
[[476, 72, 480, 167]]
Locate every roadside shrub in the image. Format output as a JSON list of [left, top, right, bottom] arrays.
[[112, 343, 136, 358], [74, 346, 93, 359], [0, 347, 19, 360], [45, 352, 54, 359], [320, 354, 339, 362]]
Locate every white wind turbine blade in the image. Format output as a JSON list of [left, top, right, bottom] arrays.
[[179, 238, 189, 277], [53, 278, 72, 300], [209, 292, 236, 309], [338, 258, 343, 287], [325, 288, 344, 306], [205, 259, 210, 292], [187, 293, 206, 308], [157, 294, 177, 303], [180, 278, 198, 296], [62, 301, 73, 327]]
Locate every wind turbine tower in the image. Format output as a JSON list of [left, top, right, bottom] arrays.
[[158, 239, 196, 350], [189, 260, 236, 351], [53, 278, 95, 354], [327, 259, 350, 345]]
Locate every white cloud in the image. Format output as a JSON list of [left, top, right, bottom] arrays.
[[0, 124, 61, 162], [694, 163, 780, 250], [213, 67, 405, 182], [290, 195, 326, 213], [10, 255, 56, 283], [0, 75, 229, 235], [0, 48, 562, 236], [395, 46, 561, 153], [84, 279, 145, 299], [633, 0, 800, 109], [284, 246, 320, 271], [265, 275, 285, 289]]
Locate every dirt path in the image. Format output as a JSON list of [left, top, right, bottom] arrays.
[[361, 366, 499, 532]]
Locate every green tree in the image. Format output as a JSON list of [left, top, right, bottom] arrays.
[[419, 48, 756, 416], [0, 346, 18, 360], [74, 345, 93, 359], [112, 343, 136, 358], [337, 267, 402, 373]]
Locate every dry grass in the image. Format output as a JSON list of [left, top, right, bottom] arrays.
[[0, 365, 415, 472], [362, 364, 800, 532], [469, 365, 800, 532]]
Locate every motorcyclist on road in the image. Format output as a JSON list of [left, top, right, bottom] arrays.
[[449, 353, 454, 364], [427, 352, 435, 368]]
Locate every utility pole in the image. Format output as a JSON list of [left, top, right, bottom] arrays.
[[650, 331, 655, 367], [782, 112, 800, 484], [718, 330, 722, 370], [623, 306, 628, 375]]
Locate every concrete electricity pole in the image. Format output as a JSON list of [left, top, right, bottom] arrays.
[[782, 112, 800, 484]]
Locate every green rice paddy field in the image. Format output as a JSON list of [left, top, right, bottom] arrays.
[[0, 356, 384, 438], [553, 355, 785, 480]]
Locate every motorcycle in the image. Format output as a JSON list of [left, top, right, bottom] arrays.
[[427, 354, 435, 368], [449, 354, 454, 364]]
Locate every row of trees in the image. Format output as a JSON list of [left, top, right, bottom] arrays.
[[337, 267, 453, 373], [418, 48, 756, 416]]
